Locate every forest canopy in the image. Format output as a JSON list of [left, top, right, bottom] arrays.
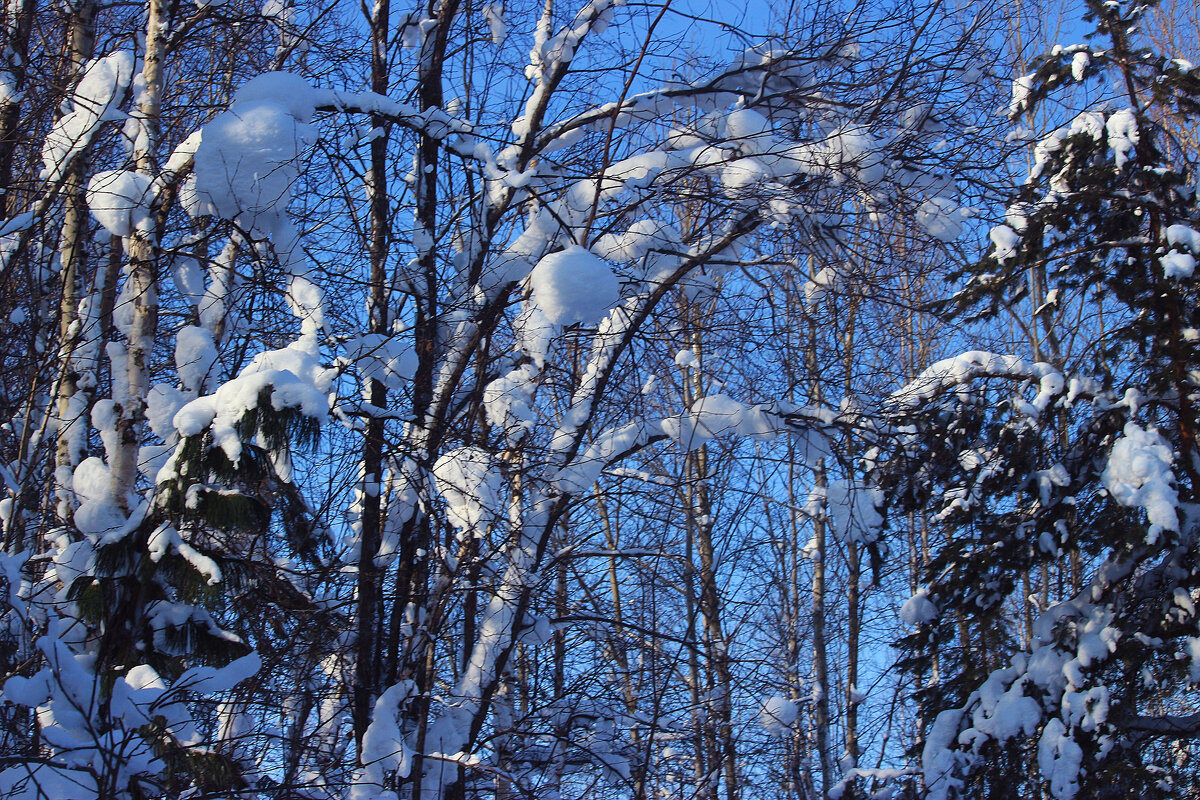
[[0, 1, 1198, 799]]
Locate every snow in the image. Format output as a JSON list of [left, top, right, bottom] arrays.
[[17, 10, 1195, 800], [1058, 610, 1120, 690], [285, 266, 323, 328], [2, 668, 47, 707], [721, 156, 771, 195], [1101, 422, 1177, 542], [482, 3, 506, 44], [1167, 224, 1200, 252], [825, 479, 883, 543], [916, 197, 969, 242], [674, 349, 698, 368], [173, 336, 332, 463], [923, 708, 968, 800], [1032, 370, 1065, 413], [900, 588, 938, 625], [1028, 128, 1066, 181], [1105, 108, 1139, 169], [525, 0, 618, 83], [891, 351, 1059, 409], [759, 696, 797, 736], [1010, 74, 1034, 118], [0, 70, 15, 106], [1027, 640, 1070, 698], [1068, 111, 1105, 143], [512, 303, 555, 368], [198, 239, 237, 334], [70, 456, 137, 538], [671, 394, 742, 447], [191, 74, 319, 236], [804, 266, 842, 307], [659, 396, 789, 452], [352, 681, 416, 800], [171, 256, 206, 305], [175, 325, 218, 392], [725, 107, 770, 138], [1062, 685, 1108, 732], [175, 652, 261, 693], [724, 108, 776, 155], [1163, 227, 1200, 277], [72, 455, 113, 503], [554, 420, 648, 492], [228, 72, 316, 121], [1032, 463, 1070, 505], [432, 447, 502, 534], [86, 170, 153, 237], [989, 224, 1020, 261], [1162, 250, 1195, 278], [527, 245, 621, 326], [348, 333, 415, 394], [1187, 637, 1200, 683], [146, 385, 187, 439], [1038, 718, 1082, 799], [0, 764, 98, 800], [965, 666, 1041, 743], [148, 524, 222, 584], [483, 364, 538, 440], [262, 0, 293, 21], [41, 51, 134, 184], [1071, 51, 1090, 81]]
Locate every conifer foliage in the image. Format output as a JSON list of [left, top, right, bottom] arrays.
[[884, 2, 1200, 797]]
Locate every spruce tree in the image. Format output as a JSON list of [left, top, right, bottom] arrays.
[[883, 2, 1200, 797]]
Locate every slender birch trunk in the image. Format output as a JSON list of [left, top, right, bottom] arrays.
[[110, 0, 166, 504], [353, 0, 391, 755], [806, 288, 832, 795], [52, 0, 95, 500]]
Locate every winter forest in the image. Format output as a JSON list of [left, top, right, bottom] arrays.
[[4, 0, 1200, 798]]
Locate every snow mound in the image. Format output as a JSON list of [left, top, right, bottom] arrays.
[[172, 336, 331, 464], [86, 170, 153, 237], [41, 51, 134, 183], [916, 197, 968, 242], [759, 696, 797, 736], [1167, 224, 1200, 253], [1161, 251, 1195, 279], [528, 245, 620, 326], [432, 447, 502, 534], [175, 325, 219, 392], [989, 224, 1020, 261], [190, 75, 318, 235], [1101, 422, 1177, 542], [825, 479, 883, 544], [1105, 109, 1138, 169], [900, 588, 938, 625]]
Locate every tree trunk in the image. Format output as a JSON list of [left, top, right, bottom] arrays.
[[807, 293, 832, 795], [352, 0, 391, 756]]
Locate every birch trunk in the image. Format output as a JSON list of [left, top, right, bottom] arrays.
[[110, 0, 166, 504], [352, 0, 391, 755], [806, 293, 832, 795], [52, 0, 95, 499]]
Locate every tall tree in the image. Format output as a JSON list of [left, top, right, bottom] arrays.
[[887, 2, 1200, 797]]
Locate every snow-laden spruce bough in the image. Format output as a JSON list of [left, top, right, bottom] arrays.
[[1, 0, 1199, 798]]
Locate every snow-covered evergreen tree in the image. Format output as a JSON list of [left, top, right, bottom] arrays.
[[885, 2, 1200, 797]]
